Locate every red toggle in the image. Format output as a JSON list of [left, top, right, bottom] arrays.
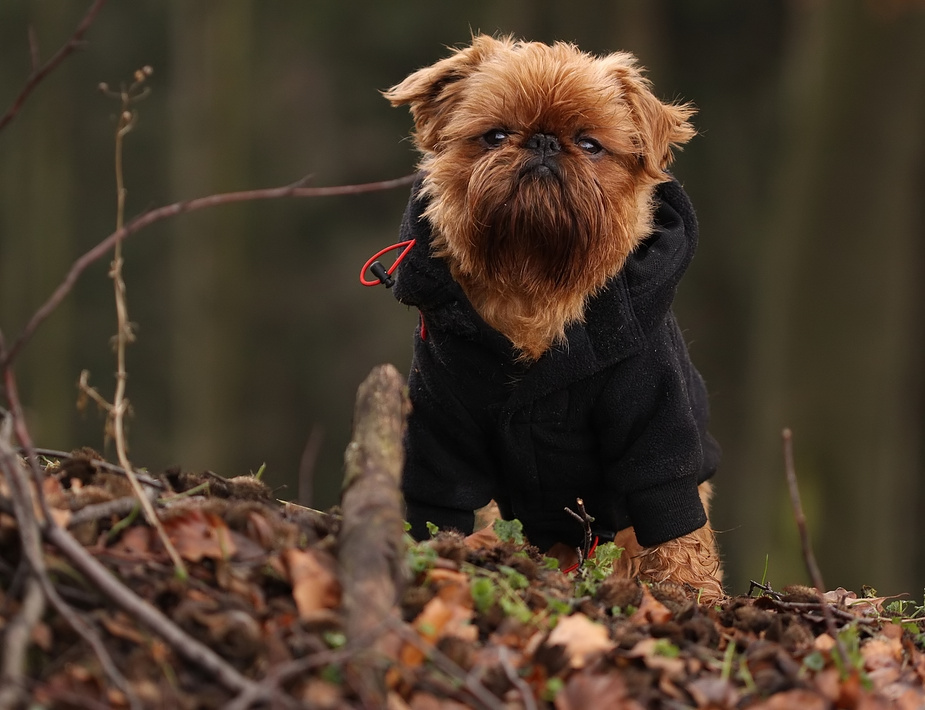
[[360, 239, 416, 287]]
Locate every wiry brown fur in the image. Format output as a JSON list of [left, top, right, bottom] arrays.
[[612, 482, 724, 604], [385, 34, 695, 359], [388, 35, 722, 599]]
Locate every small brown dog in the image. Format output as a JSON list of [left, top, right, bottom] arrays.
[[385, 35, 722, 602]]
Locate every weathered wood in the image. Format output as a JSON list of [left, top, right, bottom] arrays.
[[339, 364, 408, 706]]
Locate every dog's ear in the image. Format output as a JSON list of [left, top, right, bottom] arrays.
[[384, 34, 508, 152], [602, 53, 696, 179]]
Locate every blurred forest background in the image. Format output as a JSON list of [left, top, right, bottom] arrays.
[[1, 0, 923, 597]]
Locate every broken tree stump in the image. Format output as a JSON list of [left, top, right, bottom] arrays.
[[339, 363, 409, 706]]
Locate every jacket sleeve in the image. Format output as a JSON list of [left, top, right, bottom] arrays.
[[596, 313, 710, 547], [402, 336, 498, 540]]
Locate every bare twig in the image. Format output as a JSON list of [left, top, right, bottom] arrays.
[[782, 428, 851, 668], [0, 412, 139, 709], [387, 617, 504, 710], [498, 646, 538, 710], [67, 496, 140, 528], [0, 173, 416, 370], [0, 575, 44, 709], [564, 497, 595, 564], [43, 521, 264, 697], [226, 620, 394, 710], [1, 383, 258, 699], [77, 66, 189, 578], [20, 447, 166, 489], [298, 425, 324, 507], [0, 0, 109, 133]]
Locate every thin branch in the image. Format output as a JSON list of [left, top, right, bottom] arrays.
[[0, 413, 139, 709], [387, 617, 503, 710], [0, 575, 44, 708], [782, 428, 851, 668], [564, 497, 595, 564], [0, 173, 416, 370], [85, 67, 189, 579], [67, 496, 139, 529], [21, 447, 166, 489], [498, 646, 538, 710], [297, 424, 324, 507], [225, 621, 394, 710], [1, 356, 257, 700], [0, 0, 109, 133], [43, 521, 264, 698], [27, 26, 41, 74]]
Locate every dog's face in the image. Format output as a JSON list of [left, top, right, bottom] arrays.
[[385, 35, 695, 295]]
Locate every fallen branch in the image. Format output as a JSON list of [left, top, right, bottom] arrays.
[[0, 0, 108, 133], [339, 364, 409, 706]]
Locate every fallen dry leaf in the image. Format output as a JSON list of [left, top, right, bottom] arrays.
[[401, 590, 477, 668], [627, 638, 686, 679], [109, 524, 152, 556], [687, 676, 741, 708], [629, 584, 672, 625], [282, 547, 341, 619], [748, 688, 829, 710], [464, 525, 499, 550], [163, 509, 237, 562], [554, 669, 641, 710], [547, 613, 615, 669], [862, 636, 903, 671]]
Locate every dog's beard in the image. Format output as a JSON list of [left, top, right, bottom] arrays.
[[462, 167, 607, 292]]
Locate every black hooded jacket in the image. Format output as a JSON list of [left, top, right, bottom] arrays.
[[392, 175, 720, 551]]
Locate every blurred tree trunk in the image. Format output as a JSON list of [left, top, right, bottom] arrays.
[[0, 5, 76, 448], [737, 0, 925, 592], [168, 1, 254, 474]]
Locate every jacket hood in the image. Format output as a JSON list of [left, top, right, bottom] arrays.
[[392, 173, 699, 373]]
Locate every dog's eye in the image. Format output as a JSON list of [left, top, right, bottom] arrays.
[[576, 137, 603, 155], [482, 129, 509, 148]]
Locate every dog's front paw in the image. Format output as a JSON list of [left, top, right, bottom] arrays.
[[633, 525, 724, 605]]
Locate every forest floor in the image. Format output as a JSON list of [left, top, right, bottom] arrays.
[[3, 442, 925, 710]]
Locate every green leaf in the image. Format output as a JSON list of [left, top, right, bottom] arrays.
[[471, 576, 497, 613], [653, 638, 680, 658], [493, 518, 525, 545], [426, 521, 440, 537], [542, 677, 565, 701], [543, 556, 560, 570], [590, 542, 623, 569], [322, 630, 346, 649], [499, 595, 533, 624], [498, 565, 529, 590], [406, 540, 438, 574], [802, 650, 826, 672]]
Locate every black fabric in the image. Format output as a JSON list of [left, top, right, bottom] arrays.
[[392, 175, 720, 550]]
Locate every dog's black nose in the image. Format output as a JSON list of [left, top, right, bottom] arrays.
[[525, 132, 561, 156]]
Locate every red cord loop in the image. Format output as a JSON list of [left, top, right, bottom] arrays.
[[360, 239, 416, 287], [562, 535, 601, 574]]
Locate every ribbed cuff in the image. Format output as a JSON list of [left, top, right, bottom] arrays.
[[627, 477, 707, 547]]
